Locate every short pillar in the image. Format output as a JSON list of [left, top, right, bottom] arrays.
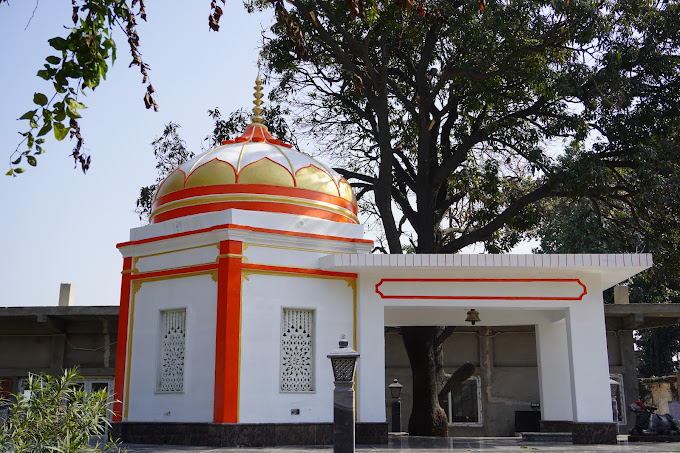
[[388, 378, 403, 432], [334, 381, 356, 453], [390, 399, 401, 432], [328, 336, 360, 453]]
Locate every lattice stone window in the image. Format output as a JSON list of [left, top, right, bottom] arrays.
[[280, 308, 314, 392], [157, 309, 186, 393]]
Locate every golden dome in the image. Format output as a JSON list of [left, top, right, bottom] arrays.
[[150, 77, 358, 225]]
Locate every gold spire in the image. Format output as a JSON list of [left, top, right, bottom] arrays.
[[248, 74, 267, 130]]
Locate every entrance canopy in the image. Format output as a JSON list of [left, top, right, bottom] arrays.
[[321, 252, 652, 441], [321, 253, 651, 290]]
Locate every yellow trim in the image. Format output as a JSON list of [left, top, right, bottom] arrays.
[[130, 245, 220, 275], [151, 193, 359, 223], [121, 270, 218, 420], [135, 244, 219, 260], [271, 143, 296, 179], [242, 269, 355, 284], [188, 147, 221, 175], [236, 141, 248, 173], [217, 253, 244, 259], [241, 269, 358, 416], [123, 281, 139, 420], [242, 243, 344, 255], [347, 279, 358, 421], [121, 269, 133, 275], [133, 269, 218, 284], [131, 263, 215, 276], [237, 281, 243, 422]]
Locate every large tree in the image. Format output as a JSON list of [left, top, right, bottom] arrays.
[[534, 196, 680, 377], [533, 122, 680, 377], [254, 0, 680, 435]]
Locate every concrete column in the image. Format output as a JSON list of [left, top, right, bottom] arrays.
[[50, 335, 66, 373], [536, 317, 573, 422], [565, 302, 612, 422], [618, 330, 638, 433], [356, 275, 385, 422]]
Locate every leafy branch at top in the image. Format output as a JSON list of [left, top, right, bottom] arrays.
[[6, 0, 155, 176]]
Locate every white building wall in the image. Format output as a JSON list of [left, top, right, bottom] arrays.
[[238, 272, 355, 423], [126, 274, 217, 422], [565, 275, 613, 422], [356, 272, 386, 423], [536, 317, 573, 421]]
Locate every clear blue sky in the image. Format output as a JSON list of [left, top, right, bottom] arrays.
[[0, 1, 274, 306]]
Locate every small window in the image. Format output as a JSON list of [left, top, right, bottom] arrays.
[[610, 373, 626, 425], [280, 308, 314, 392], [446, 376, 482, 426], [157, 309, 186, 393]]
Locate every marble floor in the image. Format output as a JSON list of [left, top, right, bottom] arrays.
[[121, 434, 680, 452]]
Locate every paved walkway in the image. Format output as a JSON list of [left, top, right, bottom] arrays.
[[122, 435, 680, 452]]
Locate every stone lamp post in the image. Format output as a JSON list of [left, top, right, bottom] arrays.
[[328, 335, 360, 453], [388, 378, 403, 432]]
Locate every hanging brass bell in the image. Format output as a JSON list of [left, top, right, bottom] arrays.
[[465, 309, 480, 325]]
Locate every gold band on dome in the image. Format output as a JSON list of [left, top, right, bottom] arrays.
[[150, 192, 359, 223], [247, 74, 267, 130]]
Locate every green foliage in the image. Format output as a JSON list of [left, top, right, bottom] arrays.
[[135, 106, 296, 221], [636, 327, 680, 377], [205, 104, 298, 149], [258, 0, 680, 256], [0, 368, 118, 452], [533, 189, 680, 377], [6, 0, 153, 176], [254, 0, 680, 435], [135, 122, 195, 221]]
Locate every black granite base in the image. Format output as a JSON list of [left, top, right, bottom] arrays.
[[572, 422, 617, 444], [629, 435, 680, 442], [111, 422, 388, 447], [521, 432, 573, 442], [540, 420, 573, 433]]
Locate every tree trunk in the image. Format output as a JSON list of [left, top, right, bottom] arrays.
[[401, 326, 450, 436]]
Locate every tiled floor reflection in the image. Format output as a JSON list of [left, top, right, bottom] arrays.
[[122, 434, 680, 452]]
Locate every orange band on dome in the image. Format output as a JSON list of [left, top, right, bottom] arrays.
[[151, 200, 357, 224], [153, 184, 357, 214]]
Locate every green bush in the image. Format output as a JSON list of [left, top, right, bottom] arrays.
[[0, 368, 118, 452]]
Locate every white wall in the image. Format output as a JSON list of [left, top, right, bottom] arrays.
[[565, 275, 613, 422], [126, 274, 217, 422], [536, 317, 573, 421], [239, 272, 355, 423]]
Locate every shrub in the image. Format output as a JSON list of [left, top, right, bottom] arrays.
[[0, 368, 118, 452]]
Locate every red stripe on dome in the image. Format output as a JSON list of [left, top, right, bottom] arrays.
[[151, 200, 357, 224], [152, 184, 357, 214]]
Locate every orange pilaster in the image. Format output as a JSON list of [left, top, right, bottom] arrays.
[[113, 257, 133, 422], [213, 241, 243, 423]]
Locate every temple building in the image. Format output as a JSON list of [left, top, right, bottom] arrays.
[[111, 77, 655, 446]]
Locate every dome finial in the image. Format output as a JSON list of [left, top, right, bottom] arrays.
[[248, 73, 267, 130]]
